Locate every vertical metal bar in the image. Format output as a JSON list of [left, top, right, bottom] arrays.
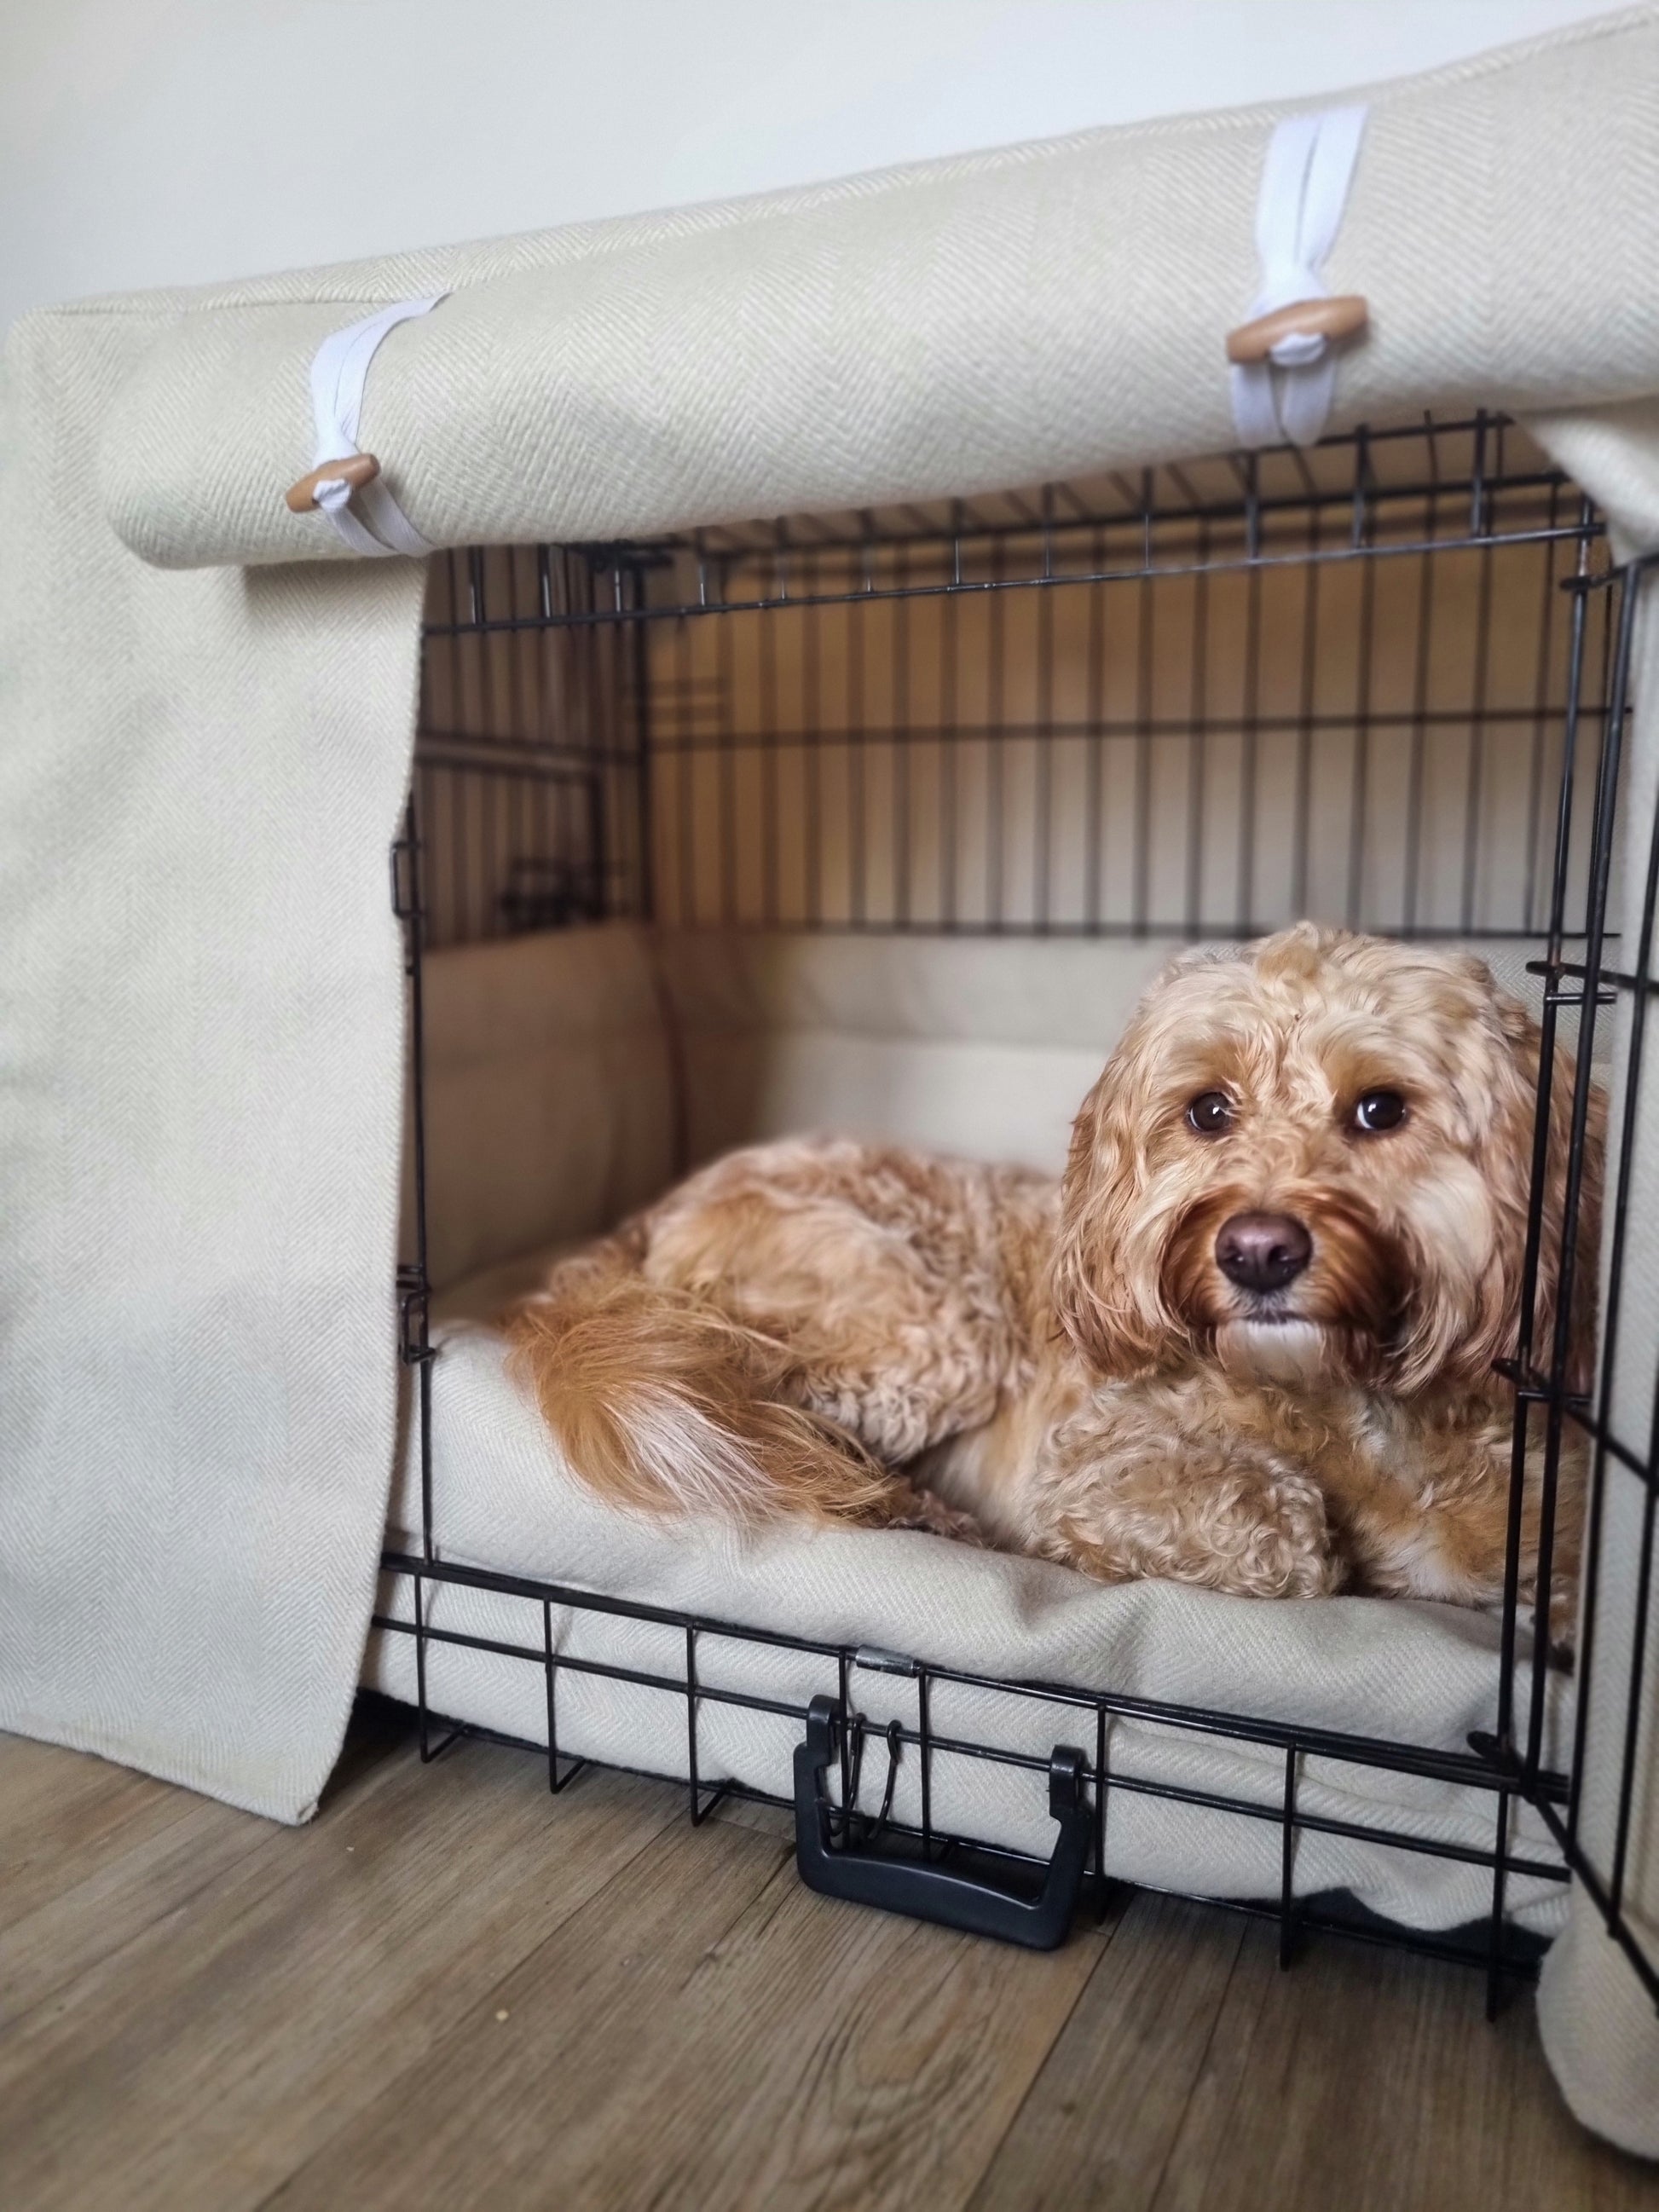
[[471, 549, 497, 937], [940, 506, 962, 931], [583, 577, 608, 923], [717, 583, 737, 926], [1538, 565, 1642, 1793], [1610, 1453, 1659, 1919], [1133, 569, 1153, 936], [805, 594, 824, 929], [1186, 534, 1209, 935], [1402, 500, 1438, 935], [504, 549, 527, 924], [543, 1597, 560, 1793], [397, 769, 441, 1763], [836, 1650, 853, 1816], [1093, 1704, 1110, 1920], [451, 762, 470, 947], [1469, 409, 1490, 540], [1350, 424, 1371, 551], [1460, 540, 1496, 935], [1346, 548, 1377, 933], [1292, 514, 1321, 919], [685, 1623, 702, 1823], [1485, 1790, 1511, 2020], [1084, 530, 1107, 933], [1497, 554, 1593, 1764], [917, 1667, 934, 1861], [1141, 465, 1153, 575], [675, 614, 696, 926], [1279, 1745, 1298, 1969], [630, 564, 656, 925], [849, 573, 867, 929], [986, 536, 1006, 931], [1522, 491, 1564, 935], [1035, 494, 1055, 933], [1238, 554, 1262, 936], [893, 543, 912, 928], [1590, 566, 1659, 1911], [413, 1571, 434, 1761], [760, 539, 781, 928]]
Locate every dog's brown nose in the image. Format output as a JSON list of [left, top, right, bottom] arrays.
[[1215, 1211, 1312, 1295]]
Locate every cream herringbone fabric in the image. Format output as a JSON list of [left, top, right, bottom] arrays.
[[84, 8, 1659, 575], [0, 309, 426, 1817]]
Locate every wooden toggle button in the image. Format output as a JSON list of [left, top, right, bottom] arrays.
[[285, 453, 382, 513], [1224, 296, 1368, 366]]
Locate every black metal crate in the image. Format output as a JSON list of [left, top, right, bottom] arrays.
[[383, 412, 1657, 2009]]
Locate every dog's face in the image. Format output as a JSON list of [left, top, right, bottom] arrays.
[[1054, 925, 1592, 1397]]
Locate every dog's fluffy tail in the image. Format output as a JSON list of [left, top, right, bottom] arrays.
[[502, 1243, 899, 1525]]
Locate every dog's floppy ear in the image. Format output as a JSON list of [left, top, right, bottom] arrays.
[[1448, 986, 1603, 1397], [1490, 995, 1604, 1399], [1050, 1063, 1166, 1377]]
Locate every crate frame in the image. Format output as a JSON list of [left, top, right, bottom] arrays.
[[378, 413, 1659, 2011]]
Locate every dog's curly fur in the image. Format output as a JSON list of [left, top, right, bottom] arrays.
[[505, 926, 1600, 1623]]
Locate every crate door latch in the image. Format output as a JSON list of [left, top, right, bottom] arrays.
[[793, 1695, 1090, 1950]]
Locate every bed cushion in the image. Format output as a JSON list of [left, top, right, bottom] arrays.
[[368, 1244, 1569, 1936], [413, 925, 677, 1293]]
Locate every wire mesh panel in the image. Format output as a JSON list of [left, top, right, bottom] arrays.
[[418, 415, 1612, 950], [415, 546, 649, 950], [1494, 554, 1659, 2009]]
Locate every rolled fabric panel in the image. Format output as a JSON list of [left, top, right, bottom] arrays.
[[90, 10, 1659, 570]]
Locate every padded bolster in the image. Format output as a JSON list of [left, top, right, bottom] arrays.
[[410, 924, 676, 1293], [656, 931, 1179, 1048], [409, 924, 1587, 1288]]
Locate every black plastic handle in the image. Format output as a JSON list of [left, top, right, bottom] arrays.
[[793, 1695, 1090, 1950]]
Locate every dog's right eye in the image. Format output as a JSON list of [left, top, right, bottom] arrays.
[[1186, 1091, 1234, 1136]]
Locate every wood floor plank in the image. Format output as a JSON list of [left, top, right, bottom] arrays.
[[0, 1736, 211, 1926], [269, 1828, 1110, 2212], [264, 1813, 794, 2211], [5, 1720, 1654, 2211], [0, 1789, 270, 2033], [0, 1709, 416, 2030], [0, 1736, 680, 2212], [1149, 1926, 1658, 2212], [566, 1872, 1111, 2212], [968, 1892, 1246, 2212]]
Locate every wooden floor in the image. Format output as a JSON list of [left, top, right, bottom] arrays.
[[1, 1706, 1652, 2212]]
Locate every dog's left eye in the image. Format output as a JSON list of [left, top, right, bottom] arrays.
[[1186, 1091, 1234, 1135], [1353, 1089, 1408, 1134]]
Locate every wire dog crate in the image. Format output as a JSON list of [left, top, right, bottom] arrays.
[[379, 412, 1658, 2014]]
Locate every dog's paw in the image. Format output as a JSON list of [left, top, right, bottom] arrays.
[[1514, 1570, 1579, 1666], [1214, 1470, 1344, 1599], [887, 1486, 986, 1545], [1247, 1477, 1353, 1601]]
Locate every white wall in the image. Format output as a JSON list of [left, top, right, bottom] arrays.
[[0, 0, 1622, 336]]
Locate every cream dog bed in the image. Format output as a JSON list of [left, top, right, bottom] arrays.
[[364, 921, 1573, 1933]]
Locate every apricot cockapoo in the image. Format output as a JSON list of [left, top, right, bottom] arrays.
[[507, 925, 1596, 1624]]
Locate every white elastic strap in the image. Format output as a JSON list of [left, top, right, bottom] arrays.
[[306, 297, 447, 557], [1229, 106, 1367, 449]]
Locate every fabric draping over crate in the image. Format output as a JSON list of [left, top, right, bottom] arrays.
[[3, 4, 1658, 2151]]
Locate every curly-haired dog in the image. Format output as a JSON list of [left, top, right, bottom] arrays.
[[506, 926, 1599, 1621]]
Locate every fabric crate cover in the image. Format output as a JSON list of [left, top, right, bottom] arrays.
[[2, 3, 1657, 2150]]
